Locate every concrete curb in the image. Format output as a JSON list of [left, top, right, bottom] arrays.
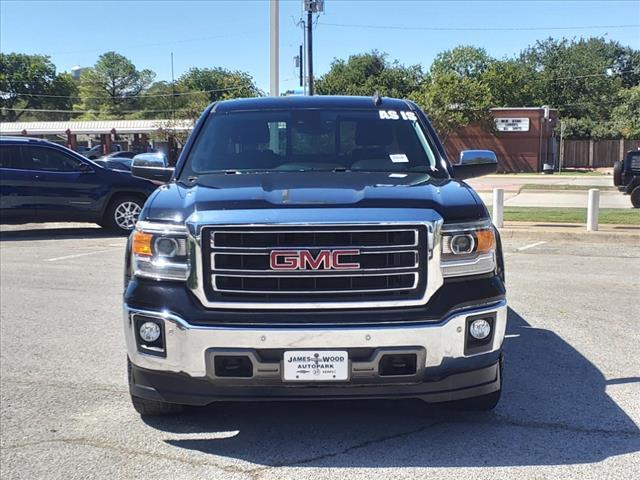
[[498, 223, 640, 244], [517, 188, 619, 195], [485, 174, 610, 179]]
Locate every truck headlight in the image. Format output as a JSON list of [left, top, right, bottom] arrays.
[[131, 222, 190, 281], [441, 222, 496, 278]]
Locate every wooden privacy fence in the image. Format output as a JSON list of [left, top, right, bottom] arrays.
[[559, 139, 640, 169]]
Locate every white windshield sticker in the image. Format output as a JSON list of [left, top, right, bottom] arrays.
[[390, 154, 409, 163], [379, 110, 417, 121]]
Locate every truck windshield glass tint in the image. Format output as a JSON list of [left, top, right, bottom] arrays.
[[183, 110, 439, 176]]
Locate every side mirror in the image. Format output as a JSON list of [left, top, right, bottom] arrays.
[[78, 162, 94, 173], [452, 150, 498, 180], [131, 153, 174, 183]]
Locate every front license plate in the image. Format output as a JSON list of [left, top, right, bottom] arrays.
[[283, 350, 349, 381]]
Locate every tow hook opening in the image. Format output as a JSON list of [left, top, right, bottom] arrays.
[[214, 355, 254, 378], [378, 354, 418, 376]]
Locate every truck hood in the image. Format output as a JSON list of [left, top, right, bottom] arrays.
[[142, 171, 486, 223]]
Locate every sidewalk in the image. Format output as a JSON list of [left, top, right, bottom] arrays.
[[499, 221, 640, 244], [478, 190, 631, 209], [468, 174, 613, 193]]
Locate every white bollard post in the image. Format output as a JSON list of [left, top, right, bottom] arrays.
[[587, 188, 600, 231], [492, 188, 504, 228]]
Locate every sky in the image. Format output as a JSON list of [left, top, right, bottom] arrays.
[[1, 0, 639, 93]]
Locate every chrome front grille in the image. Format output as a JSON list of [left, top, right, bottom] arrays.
[[203, 226, 427, 301]]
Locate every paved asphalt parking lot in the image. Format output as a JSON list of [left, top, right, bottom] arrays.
[[1, 223, 639, 480]]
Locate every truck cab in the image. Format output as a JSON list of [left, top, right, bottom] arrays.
[[123, 96, 506, 415]]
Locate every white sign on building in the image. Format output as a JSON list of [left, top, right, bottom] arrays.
[[495, 118, 530, 132]]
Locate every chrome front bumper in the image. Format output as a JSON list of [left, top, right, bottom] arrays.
[[124, 301, 507, 379]]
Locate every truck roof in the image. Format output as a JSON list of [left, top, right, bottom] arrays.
[[214, 95, 413, 112]]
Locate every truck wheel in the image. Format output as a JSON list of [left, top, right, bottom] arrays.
[[128, 359, 184, 416], [102, 195, 144, 233], [131, 395, 184, 416], [450, 389, 501, 411], [447, 356, 503, 411], [631, 186, 640, 208], [613, 161, 623, 186]]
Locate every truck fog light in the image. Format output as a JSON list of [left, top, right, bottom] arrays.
[[469, 319, 491, 340], [139, 321, 161, 342], [155, 237, 178, 257], [450, 234, 475, 254]]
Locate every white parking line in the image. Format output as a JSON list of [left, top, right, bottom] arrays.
[[46, 249, 118, 262], [516, 241, 548, 252]]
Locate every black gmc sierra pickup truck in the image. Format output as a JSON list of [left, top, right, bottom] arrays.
[[124, 95, 507, 416]]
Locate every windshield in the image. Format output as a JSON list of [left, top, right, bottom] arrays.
[[181, 109, 442, 178]]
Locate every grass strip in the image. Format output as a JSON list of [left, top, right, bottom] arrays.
[[487, 207, 640, 225], [520, 184, 617, 192]]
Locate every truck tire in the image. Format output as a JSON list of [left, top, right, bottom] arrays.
[[102, 195, 144, 233], [450, 389, 501, 411], [631, 186, 640, 208], [131, 395, 184, 416], [613, 161, 623, 186], [128, 359, 184, 416], [447, 356, 503, 411]]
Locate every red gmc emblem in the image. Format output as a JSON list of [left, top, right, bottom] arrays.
[[270, 249, 360, 270]]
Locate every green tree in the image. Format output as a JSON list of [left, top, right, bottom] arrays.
[[615, 46, 640, 89], [75, 51, 154, 118], [410, 46, 494, 141], [482, 59, 537, 108], [430, 46, 493, 79], [521, 37, 630, 120], [411, 74, 493, 142], [315, 51, 424, 98], [178, 67, 261, 103], [0, 53, 77, 121], [611, 85, 640, 138], [135, 80, 210, 122]]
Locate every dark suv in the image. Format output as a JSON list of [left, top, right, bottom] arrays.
[[0, 137, 156, 232], [613, 149, 640, 208]]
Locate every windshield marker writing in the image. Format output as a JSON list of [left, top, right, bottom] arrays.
[[379, 110, 417, 121], [379, 110, 399, 120]]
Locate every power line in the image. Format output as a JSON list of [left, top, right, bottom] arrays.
[[2, 95, 624, 115], [318, 21, 640, 32], [1, 107, 195, 114], [542, 69, 637, 81], [0, 84, 253, 100], [4, 66, 634, 101]]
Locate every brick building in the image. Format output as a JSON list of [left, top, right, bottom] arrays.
[[445, 107, 558, 173]]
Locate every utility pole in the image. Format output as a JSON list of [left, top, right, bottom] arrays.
[[170, 52, 175, 121], [299, 44, 303, 88], [304, 0, 323, 96], [306, 8, 314, 95], [270, 0, 279, 97], [170, 52, 176, 164]]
